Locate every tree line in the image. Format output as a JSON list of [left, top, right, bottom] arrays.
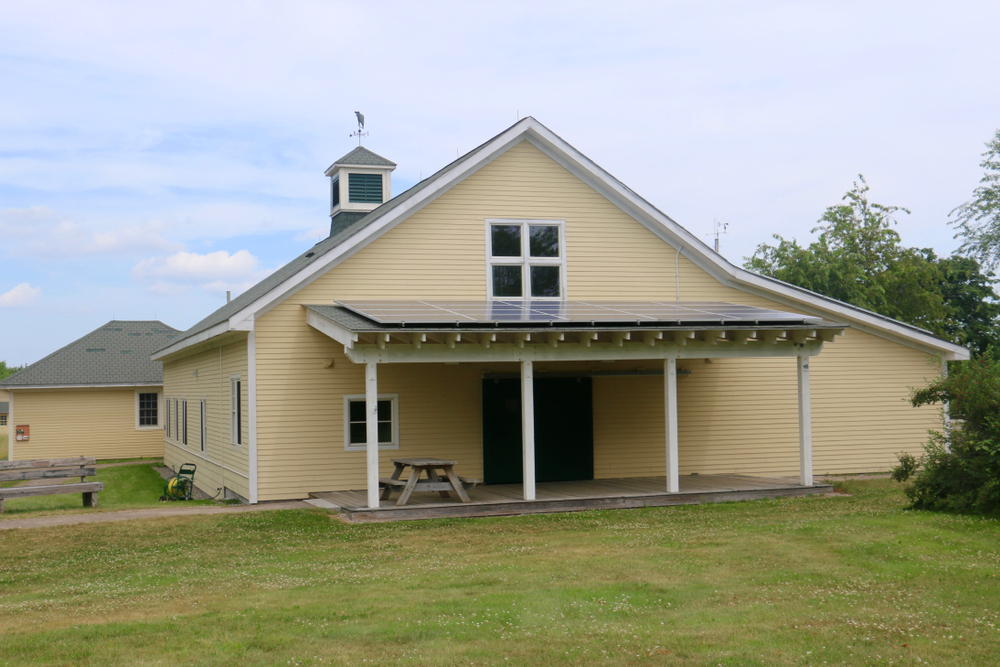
[[744, 129, 1000, 356]]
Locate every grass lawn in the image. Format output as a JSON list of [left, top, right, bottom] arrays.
[[0, 480, 998, 666], [0, 463, 216, 519], [0, 430, 7, 461]]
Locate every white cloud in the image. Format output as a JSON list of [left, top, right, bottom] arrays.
[[0, 206, 183, 258], [131, 249, 278, 297], [0, 283, 42, 307]]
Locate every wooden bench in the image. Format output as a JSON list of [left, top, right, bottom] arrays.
[[0, 457, 104, 513]]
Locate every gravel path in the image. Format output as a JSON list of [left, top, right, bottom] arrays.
[[0, 501, 312, 530]]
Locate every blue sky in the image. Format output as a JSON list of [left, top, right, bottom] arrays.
[[2, 1, 999, 365]]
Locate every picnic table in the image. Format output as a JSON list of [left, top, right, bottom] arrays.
[[379, 458, 479, 506]]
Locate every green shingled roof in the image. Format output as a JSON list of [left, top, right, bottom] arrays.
[[330, 146, 396, 168], [0, 321, 180, 387]]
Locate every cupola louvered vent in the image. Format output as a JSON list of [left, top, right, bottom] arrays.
[[348, 173, 383, 204]]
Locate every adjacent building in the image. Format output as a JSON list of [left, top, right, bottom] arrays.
[[2, 321, 179, 460]]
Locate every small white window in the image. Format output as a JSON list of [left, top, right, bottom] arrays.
[[343, 394, 399, 451], [231, 376, 242, 447], [199, 399, 207, 452], [165, 398, 172, 438], [0, 415, 6, 427], [486, 219, 565, 300], [136, 391, 160, 430]]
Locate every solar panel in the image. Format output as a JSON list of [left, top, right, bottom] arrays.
[[335, 300, 823, 326]]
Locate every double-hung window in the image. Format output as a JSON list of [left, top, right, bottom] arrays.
[[199, 399, 207, 452], [181, 400, 188, 446], [343, 394, 399, 451], [231, 377, 242, 447], [487, 219, 565, 299], [136, 391, 159, 429], [165, 399, 172, 439], [175, 400, 181, 443]]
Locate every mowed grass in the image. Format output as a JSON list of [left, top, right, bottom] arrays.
[[1, 480, 998, 667], [0, 463, 215, 518]]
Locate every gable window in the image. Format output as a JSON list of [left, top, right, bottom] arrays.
[[136, 391, 160, 430], [348, 173, 382, 203], [486, 219, 565, 299], [231, 376, 242, 447], [343, 394, 399, 451]]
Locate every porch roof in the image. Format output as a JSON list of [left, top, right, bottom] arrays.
[[304, 301, 848, 362]]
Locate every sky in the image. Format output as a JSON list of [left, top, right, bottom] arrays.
[[1, 1, 999, 366]]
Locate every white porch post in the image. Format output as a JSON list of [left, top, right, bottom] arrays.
[[521, 359, 536, 500], [797, 354, 813, 487], [664, 356, 679, 493], [366, 361, 380, 508]]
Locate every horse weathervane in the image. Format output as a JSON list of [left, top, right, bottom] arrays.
[[350, 111, 369, 146]]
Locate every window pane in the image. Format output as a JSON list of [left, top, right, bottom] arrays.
[[349, 400, 366, 423], [349, 422, 367, 444], [530, 265, 561, 298], [492, 265, 523, 297], [491, 225, 521, 257], [529, 226, 559, 257], [377, 421, 392, 444], [377, 400, 391, 420]]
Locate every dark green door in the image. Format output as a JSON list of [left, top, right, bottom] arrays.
[[482, 377, 594, 484]]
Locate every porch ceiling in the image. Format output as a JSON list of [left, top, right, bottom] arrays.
[[304, 301, 848, 363]]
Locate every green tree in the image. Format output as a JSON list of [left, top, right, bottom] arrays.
[[745, 175, 949, 335], [893, 350, 1000, 514], [0, 361, 23, 381], [952, 129, 1000, 271], [936, 254, 1000, 356]]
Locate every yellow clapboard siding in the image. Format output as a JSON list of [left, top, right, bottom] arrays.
[[162, 339, 250, 499], [9, 388, 163, 459], [239, 139, 945, 499]]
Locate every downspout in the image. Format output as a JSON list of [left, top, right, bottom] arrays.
[[675, 246, 683, 302], [219, 346, 225, 494]]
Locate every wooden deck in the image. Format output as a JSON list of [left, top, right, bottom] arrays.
[[309, 474, 832, 522]]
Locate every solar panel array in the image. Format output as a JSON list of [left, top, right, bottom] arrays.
[[336, 300, 824, 326]]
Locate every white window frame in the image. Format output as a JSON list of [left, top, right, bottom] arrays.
[[199, 398, 207, 452], [134, 390, 161, 430], [343, 393, 399, 451], [485, 219, 566, 301], [165, 398, 172, 439], [0, 415, 6, 427], [230, 375, 242, 448], [181, 399, 188, 446], [175, 399, 181, 443]]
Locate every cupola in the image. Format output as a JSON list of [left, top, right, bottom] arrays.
[[324, 146, 396, 230]]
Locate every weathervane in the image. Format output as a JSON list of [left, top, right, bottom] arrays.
[[349, 111, 369, 146]]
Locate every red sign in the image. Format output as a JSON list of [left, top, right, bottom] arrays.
[[15, 425, 29, 441]]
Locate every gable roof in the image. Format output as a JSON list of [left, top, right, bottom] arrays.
[[2, 320, 180, 388], [153, 117, 969, 362], [325, 146, 396, 173]]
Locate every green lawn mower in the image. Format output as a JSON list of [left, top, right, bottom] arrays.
[[161, 463, 197, 501]]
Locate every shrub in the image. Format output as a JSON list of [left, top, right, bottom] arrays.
[[893, 350, 1000, 514]]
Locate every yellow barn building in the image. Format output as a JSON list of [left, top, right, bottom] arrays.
[[3, 321, 179, 461], [152, 118, 967, 516]]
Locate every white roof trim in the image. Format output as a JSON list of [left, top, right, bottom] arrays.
[[151, 321, 230, 361], [163, 117, 970, 361]]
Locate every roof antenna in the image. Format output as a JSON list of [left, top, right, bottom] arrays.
[[706, 218, 729, 254], [349, 111, 369, 146]]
